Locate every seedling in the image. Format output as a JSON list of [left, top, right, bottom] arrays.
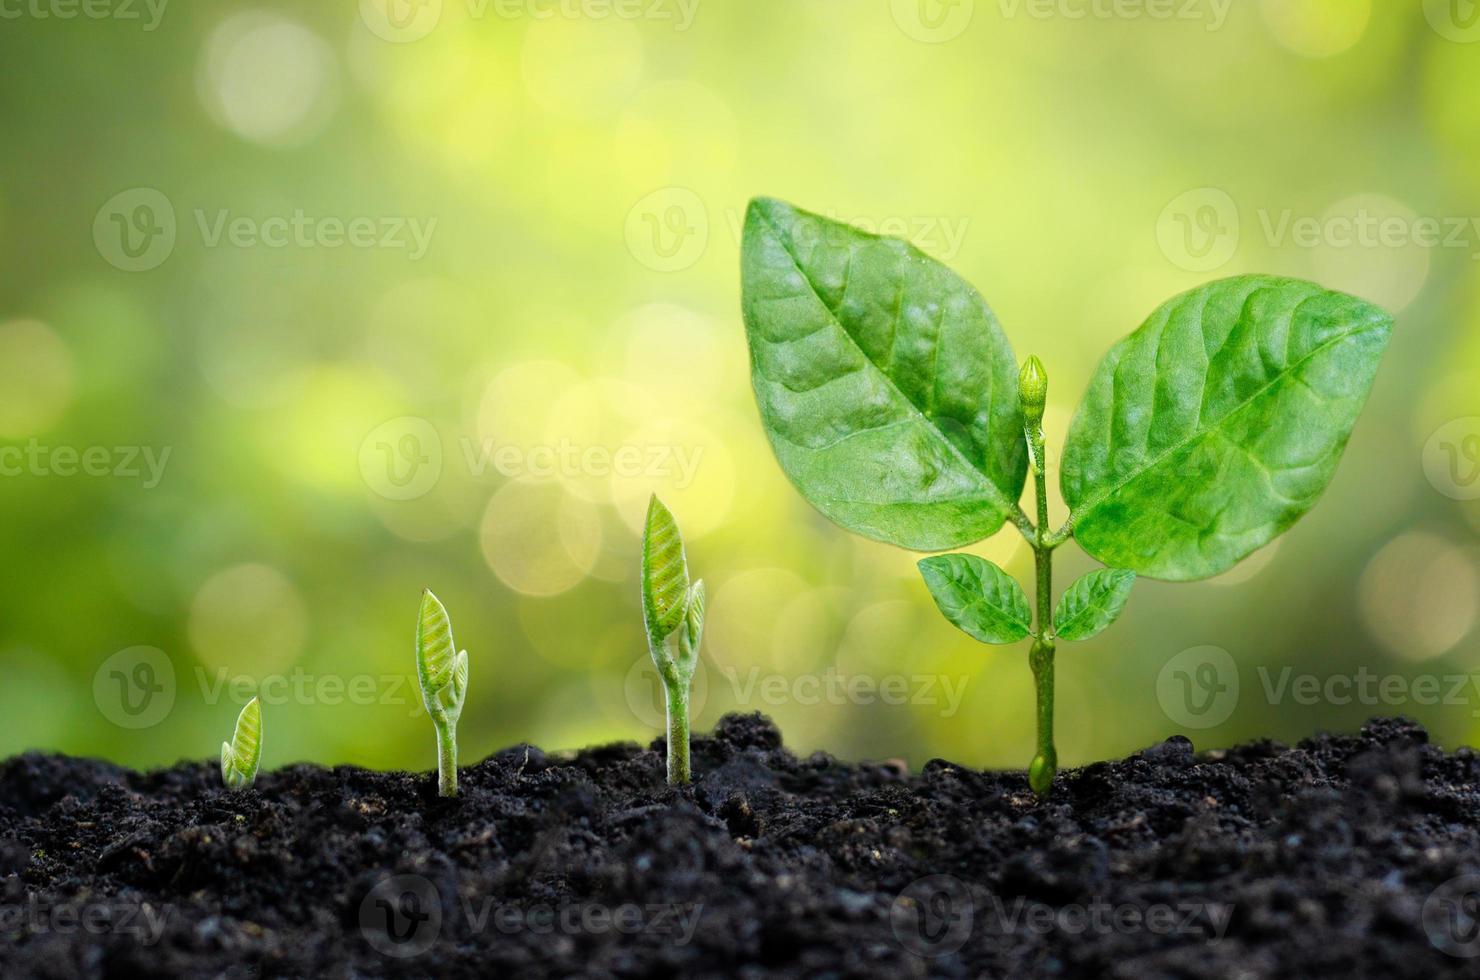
[[740, 197, 1392, 798], [416, 589, 469, 797], [642, 495, 706, 785], [220, 696, 262, 791]]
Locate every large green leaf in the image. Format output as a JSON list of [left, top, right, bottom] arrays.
[[1053, 569, 1135, 641], [917, 554, 1033, 644], [1061, 275, 1392, 581], [740, 197, 1027, 552]]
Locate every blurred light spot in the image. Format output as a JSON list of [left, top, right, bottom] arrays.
[[614, 81, 739, 185], [1359, 532, 1479, 660], [518, 585, 616, 669], [607, 303, 727, 406], [609, 418, 733, 537], [770, 589, 836, 672], [366, 278, 478, 395], [1260, 0, 1370, 58], [1208, 540, 1283, 587], [476, 360, 583, 455], [544, 378, 657, 503], [1310, 193, 1430, 314], [189, 563, 308, 674], [481, 482, 601, 596], [520, 19, 642, 121], [0, 320, 73, 436], [195, 305, 309, 409], [707, 568, 811, 671], [834, 600, 919, 677], [266, 365, 401, 492], [199, 12, 338, 145]]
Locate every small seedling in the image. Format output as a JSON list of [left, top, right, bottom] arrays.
[[642, 495, 706, 786], [416, 589, 469, 797], [740, 197, 1392, 798], [220, 696, 262, 791]]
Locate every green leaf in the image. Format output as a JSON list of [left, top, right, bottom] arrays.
[[643, 495, 690, 643], [741, 197, 1027, 552], [417, 592, 455, 707], [221, 696, 261, 791], [1061, 275, 1392, 581], [917, 554, 1033, 644], [1053, 569, 1135, 641], [682, 579, 706, 656]]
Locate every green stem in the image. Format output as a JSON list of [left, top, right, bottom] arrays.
[[1027, 418, 1057, 799], [664, 682, 691, 785], [436, 725, 458, 797]]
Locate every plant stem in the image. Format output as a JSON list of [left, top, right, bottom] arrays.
[[664, 683, 691, 785], [1027, 411, 1057, 799], [436, 726, 457, 797]]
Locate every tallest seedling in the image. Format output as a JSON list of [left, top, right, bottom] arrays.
[[740, 197, 1392, 797]]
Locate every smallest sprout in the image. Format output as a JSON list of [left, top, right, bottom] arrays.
[[220, 696, 262, 792]]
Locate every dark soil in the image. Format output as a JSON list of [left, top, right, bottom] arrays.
[[2, 715, 1479, 979]]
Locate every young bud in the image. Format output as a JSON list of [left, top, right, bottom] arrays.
[[1019, 355, 1047, 425]]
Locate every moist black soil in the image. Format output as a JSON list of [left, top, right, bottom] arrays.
[[2, 715, 1479, 979]]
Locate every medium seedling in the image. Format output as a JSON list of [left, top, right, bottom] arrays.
[[220, 696, 262, 791], [416, 589, 469, 797], [642, 495, 706, 785], [740, 197, 1392, 798]]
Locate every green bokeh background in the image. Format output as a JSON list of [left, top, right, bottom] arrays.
[[1, 0, 1478, 774]]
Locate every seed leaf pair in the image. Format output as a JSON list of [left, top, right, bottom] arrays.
[[919, 558, 1136, 645]]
